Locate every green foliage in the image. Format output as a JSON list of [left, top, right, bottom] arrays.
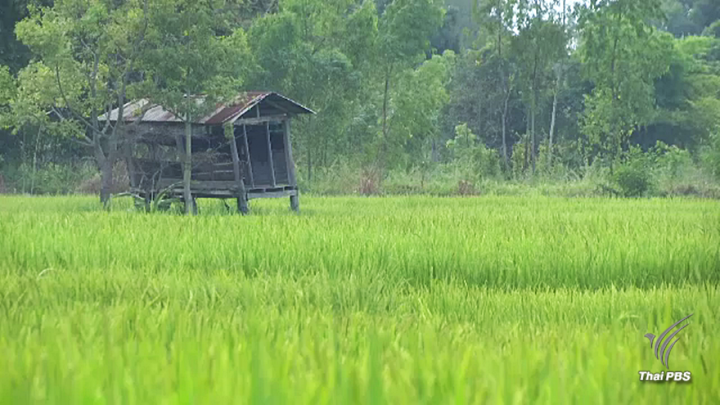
[[1, 161, 98, 195], [446, 122, 500, 181], [140, 0, 253, 120], [614, 162, 652, 197], [1, 0, 720, 197], [0, 65, 16, 129], [612, 145, 654, 197], [579, 0, 674, 164], [388, 51, 454, 166], [378, 0, 444, 64], [652, 141, 694, 178], [0, 66, 15, 106], [247, 0, 377, 178], [510, 1, 566, 112], [14, 0, 151, 119], [701, 130, 720, 180], [510, 135, 530, 180]]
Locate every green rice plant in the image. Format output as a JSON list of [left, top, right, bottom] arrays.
[[0, 195, 718, 404]]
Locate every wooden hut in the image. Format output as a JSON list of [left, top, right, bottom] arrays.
[[102, 92, 314, 213]]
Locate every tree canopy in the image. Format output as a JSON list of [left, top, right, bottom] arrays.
[[1, 0, 720, 198]]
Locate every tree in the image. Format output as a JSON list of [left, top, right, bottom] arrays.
[[511, 0, 565, 174], [13, 0, 151, 204], [629, 35, 720, 151], [445, 46, 525, 167], [577, 0, 672, 167], [547, 0, 571, 169], [248, 0, 369, 182], [0, 0, 54, 74], [139, 0, 253, 215], [472, 0, 516, 170], [374, 0, 444, 172], [391, 51, 455, 166]]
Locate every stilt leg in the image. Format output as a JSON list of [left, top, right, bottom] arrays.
[[290, 194, 299, 212], [237, 194, 249, 215], [191, 196, 198, 215]]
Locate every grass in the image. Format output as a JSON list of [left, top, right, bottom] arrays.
[[0, 195, 718, 404]]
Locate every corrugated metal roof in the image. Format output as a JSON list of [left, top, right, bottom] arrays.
[[100, 91, 314, 124]]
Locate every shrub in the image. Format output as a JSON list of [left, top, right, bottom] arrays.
[[1, 161, 98, 195], [446, 123, 501, 183], [457, 179, 477, 196], [358, 166, 381, 196], [614, 164, 651, 197], [613, 146, 653, 197]]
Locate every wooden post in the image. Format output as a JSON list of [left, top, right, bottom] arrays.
[[126, 157, 137, 189], [191, 195, 198, 215], [124, 134, 137, 189], [284, 119, 299, 212], [266, 121, 276, 187], [242, 124, 254, 188], [283, 120, 297, 187], [174, 133, 185, 204], [229, 129, 249, 215]]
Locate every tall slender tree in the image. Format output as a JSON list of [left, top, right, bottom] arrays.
[[375, 0, 444, 173], [473, 0, 516, 170], [578, 0, 671, 167]]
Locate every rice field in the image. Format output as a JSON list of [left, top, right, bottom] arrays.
[[0, 195, 718, 404]]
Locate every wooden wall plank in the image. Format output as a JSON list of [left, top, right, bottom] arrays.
[[266, 121, 276, 187]]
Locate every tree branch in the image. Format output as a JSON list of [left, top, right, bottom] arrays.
[[50, 106, 94, 146], [54, 65, 97, 133]]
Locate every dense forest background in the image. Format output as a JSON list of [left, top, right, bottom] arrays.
[[1, 0, 720, 198]]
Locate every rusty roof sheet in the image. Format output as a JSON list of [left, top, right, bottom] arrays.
[[99, 91, 314, 124]]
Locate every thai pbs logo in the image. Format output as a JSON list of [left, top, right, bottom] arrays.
[[639, 314, 692, 382]]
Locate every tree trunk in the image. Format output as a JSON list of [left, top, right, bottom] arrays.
[[608, 9, 622, 168], [529, 25, 540, 176], [307, 144, 312, 183], [379, 64, 392, 172], [525, 106, 531, 172], [531, 99, 536, 175], [501, 89, 510, 171], [549, 0, 566, 171], [183, 119, 194, 215], [99, 157, 114, 205], [549, 68, 562, 170], [30, 129, 41, 194], [93, 137, 114, 205], [20, 131, 27, 193], [548, 88, 558, 169]]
